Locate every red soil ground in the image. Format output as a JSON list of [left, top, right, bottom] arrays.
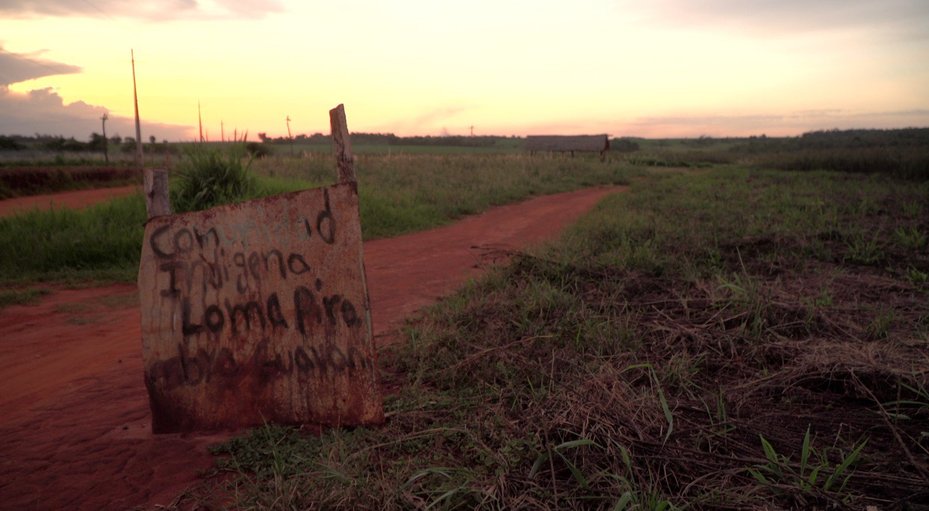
[[0, 185, 140, 218], [0, 185, 623, 510]]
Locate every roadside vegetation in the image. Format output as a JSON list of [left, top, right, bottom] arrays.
[[0, 286, 51, 309], [0, 151, 632, 284], [0, 167, 141, 199], [187, 167, 928, 510]]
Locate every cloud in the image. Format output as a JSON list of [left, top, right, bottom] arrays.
[[369, 105, 472, 135], [617, 109, 929, 138], [0, 46, 193, 140], [635, 0, 929, 40], [0, 85, 194, 140], [0, 0, 283, 20], [0, 46, 81, 86]]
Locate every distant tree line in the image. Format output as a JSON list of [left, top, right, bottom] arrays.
[[257, 132, 517, 147], [0, 133, 174, 155], [609, 138, 640, 153], [732, 128, 929, 153], [730, 128, 929, 179]]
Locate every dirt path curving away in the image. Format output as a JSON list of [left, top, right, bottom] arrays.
[[0, 185, 141, 218], [0, 186, 624, 510]]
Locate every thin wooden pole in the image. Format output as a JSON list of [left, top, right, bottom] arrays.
[[131, 49, 143, 170], [329, 104, 355, 184], [144, 169, 171, 218], [286, 115, 294, 156], [101, 112, 109, 164]]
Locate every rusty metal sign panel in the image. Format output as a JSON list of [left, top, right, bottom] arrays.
[[138, 182, 382, 433]]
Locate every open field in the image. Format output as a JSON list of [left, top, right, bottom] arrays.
[[0, 153, 633, 285], [184, 166, 929, 510], [1, 131, 927, 509]]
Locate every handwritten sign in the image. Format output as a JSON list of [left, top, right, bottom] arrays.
[[138, 182, 383, 433]]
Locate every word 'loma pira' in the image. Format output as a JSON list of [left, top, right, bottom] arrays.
[[180, 285, 363, 340]]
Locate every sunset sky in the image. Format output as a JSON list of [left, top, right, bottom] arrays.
[[1, 0, 928, 140]]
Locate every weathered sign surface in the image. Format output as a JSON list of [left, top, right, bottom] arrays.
[[138, 182, 383, 433]]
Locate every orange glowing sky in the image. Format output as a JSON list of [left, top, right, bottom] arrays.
[[1, 0, 928, 140]]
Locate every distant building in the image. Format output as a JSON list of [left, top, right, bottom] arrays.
[[525, 135, 610, 158]]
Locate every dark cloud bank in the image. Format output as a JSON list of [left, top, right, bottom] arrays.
[[0, 0, 283, 20], [0, 47, 192, 140]]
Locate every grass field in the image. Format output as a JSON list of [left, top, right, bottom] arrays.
[[185, 167, 929, 510], [269, 142, 524, 155], [0, 153, 633, 285], [2, 132, 928, 506]]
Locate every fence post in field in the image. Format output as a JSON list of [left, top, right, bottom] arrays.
[[143, 168, 171, 218], [330, 104, 356, 183]]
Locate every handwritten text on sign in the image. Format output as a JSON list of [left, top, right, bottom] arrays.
[[138, 183, 382, 433]]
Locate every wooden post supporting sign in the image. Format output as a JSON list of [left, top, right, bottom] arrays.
[[144, 168, 171, 218], [330, 104, 356, 184]]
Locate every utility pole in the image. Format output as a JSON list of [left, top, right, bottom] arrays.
[[101, 112, 109, 164], [198, 101, 204, 143], [221, 120, 225, 143], [286, 115, 294, 156], [131, 49, 144, 170], [469, 125, 474, 137]]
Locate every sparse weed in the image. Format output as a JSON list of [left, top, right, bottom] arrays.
[[748, 427, 868, 502], [866, 308, 895, 340], [715, 270, 770, 338], [813, 287, 834, 307], [894, 226, 927, 251], [905, 266, 929, 285], [844, 233, 884, 265]]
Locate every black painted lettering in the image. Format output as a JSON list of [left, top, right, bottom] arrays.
[[316, 188, 336, 244], [174, 228, 194, 254], [294, 286, 322, 336], [204, 305, 224, 334], [347, 346, 370, 370], [150, 224, 174, 258], [181, 298, 204, 337], [233, 252, 248, 293], [188, 260, 215, 295], [294, 346, 314, 373], [323, 294, 342, 325], [248, 252, 262, 282], [159, 261, 185, 298], [266, 293, 288, 329], [225, 299, 266, 335], [264, 249, 287, 279], [193, 226, 220, 250], [287, 253, 311, 275], [341, 299, 362, 327], [328, 345, 347, 371], [178, 343, 205, 385], [307, 346, 327, 373]]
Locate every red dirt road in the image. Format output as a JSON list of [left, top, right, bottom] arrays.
[[0, 186, 623, 510], [0, 186, 140, 218]]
